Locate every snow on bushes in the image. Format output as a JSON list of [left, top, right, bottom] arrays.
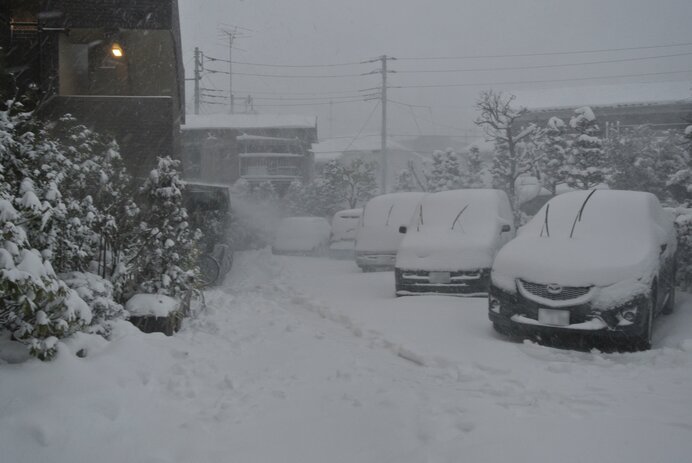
[[125, 157, 201, 298], [0, 101, 92, 359], [60, 271, 127, 337], [673, 208, 692, 291], [1, 90, 194, 359]]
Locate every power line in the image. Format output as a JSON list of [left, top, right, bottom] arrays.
[[252, 99, 365, 107], [392, 69, 692, 89], [395, 51, 692, 74], [396, 41, 692, 61], [204, 66, 366, 79], [252, 94, 363, 101], [341, 102, 381, 153], [204, 54, 365, 68]]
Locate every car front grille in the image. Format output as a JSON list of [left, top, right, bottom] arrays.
[[518, 280, 591, 301]]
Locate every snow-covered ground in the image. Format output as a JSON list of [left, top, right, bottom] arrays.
[[2, 250, 692, 462]]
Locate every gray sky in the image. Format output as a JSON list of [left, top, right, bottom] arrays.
[[179, 0, 692, 142]]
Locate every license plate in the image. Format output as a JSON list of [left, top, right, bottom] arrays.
[[429, 271, 451, 284], [538, 308, 570, 326]]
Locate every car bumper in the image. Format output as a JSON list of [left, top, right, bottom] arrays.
[[488, 285, 648, 340], [396, 268, 491, 296]]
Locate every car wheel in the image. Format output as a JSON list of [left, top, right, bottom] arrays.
[[492, 322, 510, 336], [634, 295, 654, 351]]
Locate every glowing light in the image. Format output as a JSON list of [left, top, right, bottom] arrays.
[[111, 43, 124, 58]]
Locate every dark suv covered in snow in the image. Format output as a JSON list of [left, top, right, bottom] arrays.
[[488, 190, 677, 350]]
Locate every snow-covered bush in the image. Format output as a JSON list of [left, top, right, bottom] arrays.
[[322, 158, 378, 209], [126, 157, 201, 298], [426, 148, 463, 192], [459, 145, 488, 189], [0, 99, 92, 360], [60, 271, 127, 337], [607, 126, 687, 203], [672, 208, 692, 290]]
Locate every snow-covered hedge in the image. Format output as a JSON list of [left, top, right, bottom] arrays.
[[1, 88, 198, 359], [672, 208, 692, 291]]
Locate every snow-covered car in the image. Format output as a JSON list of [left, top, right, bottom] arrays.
[[489, 189, 677, 350], [395, 189, 514, 296], [355, 192, 426, 272], [272, 217, 331, 256], [329, 208, 362, 259]]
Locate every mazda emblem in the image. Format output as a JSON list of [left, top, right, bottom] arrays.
[[546, 283, 563, 295]]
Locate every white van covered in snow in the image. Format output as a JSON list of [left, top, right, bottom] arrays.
[[329, 208, 362, 259], [395, 189, 514, 296], [355, 192, 426, 272]]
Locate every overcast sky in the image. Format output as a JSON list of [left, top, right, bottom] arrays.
[[178, 0, 692, 142]]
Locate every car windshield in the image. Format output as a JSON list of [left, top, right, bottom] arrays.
[[528, 190, 656, 243], [415, 195, 499, 235]]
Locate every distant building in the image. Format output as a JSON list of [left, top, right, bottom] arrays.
[[181, 114, 318, 193], [1, 0, 185, 177], [311, 135, 430, 192], [514, 81, 692, 135]]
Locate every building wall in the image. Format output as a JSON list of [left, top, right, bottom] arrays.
[[42, 96, 177, 178], [1, 0, 185, 178], [182, 126, 317, 186]]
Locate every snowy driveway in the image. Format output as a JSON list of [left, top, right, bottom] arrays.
[[2, 250, 692, 463]]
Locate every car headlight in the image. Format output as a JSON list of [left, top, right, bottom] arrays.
[[489, 295, 501, 313]]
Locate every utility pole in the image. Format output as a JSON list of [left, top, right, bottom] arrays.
[[380, 55, 388, 193], [360, 55, 396, 192], [193, 47, 201, 115]]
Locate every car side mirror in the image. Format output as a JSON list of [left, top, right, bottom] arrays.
[[660, 243, 667, 255], [399, 226, 407, 234], [501, 224, 511, 233]]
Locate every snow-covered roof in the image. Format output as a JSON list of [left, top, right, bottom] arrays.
[[311, 135, 410, 161], [236, 134, 299, 142], [183, 114, 317, 130], [513, 81, 692, 111]]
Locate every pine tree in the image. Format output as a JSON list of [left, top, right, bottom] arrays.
[[426, 148, 463, 192], [564, 107, 609, 190], [127, 157, 201, 298], [459, 145, 487, 188], [537, 117, 569, 194]]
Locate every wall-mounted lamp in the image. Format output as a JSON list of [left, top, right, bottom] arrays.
[[110, 43, 124, 58]]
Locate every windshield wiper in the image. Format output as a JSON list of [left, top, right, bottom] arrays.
[[569, 189, 597, 238], [385, 204, 395, 226], [451, 204, 469, 231], [540, 203, 550, 237]]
